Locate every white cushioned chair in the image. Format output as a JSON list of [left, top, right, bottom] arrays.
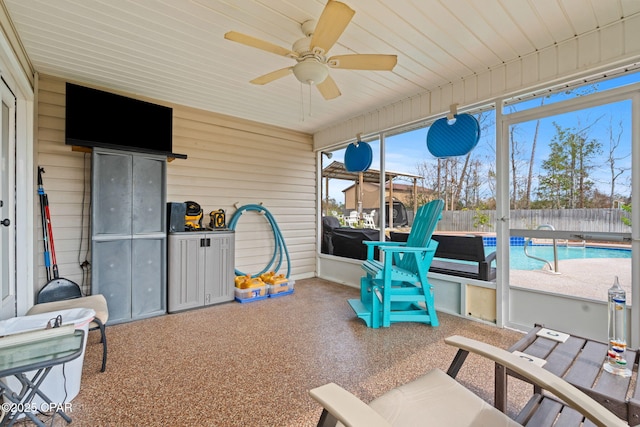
[[310, 335, 627, 427]]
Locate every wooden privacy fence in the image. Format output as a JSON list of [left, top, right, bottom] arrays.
[[437, 209, 632, 233]]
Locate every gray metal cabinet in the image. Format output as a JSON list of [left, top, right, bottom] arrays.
[[91, 149, 166, 324], [167, 231, 235, 313]]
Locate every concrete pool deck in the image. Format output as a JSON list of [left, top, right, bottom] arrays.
[[509, 257, 632, 302]]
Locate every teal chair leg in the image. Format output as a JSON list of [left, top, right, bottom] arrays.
[[371, 286, 381, 329], [360, 276, 372, 303], [424, 285, 438, 327]]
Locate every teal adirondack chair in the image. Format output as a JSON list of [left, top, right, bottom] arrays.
[[348, 199, 444, 328]]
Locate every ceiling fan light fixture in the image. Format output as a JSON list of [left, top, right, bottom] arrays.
[[293, 60, 329, 85], [225, 0, 395, 99]]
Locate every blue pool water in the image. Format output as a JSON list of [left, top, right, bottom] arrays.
[[483, 238, 631, 270]]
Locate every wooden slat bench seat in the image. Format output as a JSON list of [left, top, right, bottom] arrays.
[[499, 324, 639, 426]]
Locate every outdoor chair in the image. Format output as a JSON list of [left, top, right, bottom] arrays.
[[27, 279, 109, 372], [344, 211, 359, 227], [310, 335, 627, 427], [362, 210, 376, 228], [348, 199, 444, 328]]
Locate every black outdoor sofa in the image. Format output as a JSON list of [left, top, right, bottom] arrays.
[[390, 232, 496, 281]]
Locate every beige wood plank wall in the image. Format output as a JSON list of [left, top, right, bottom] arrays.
[[36, 76, 92, 293], [36, 74, 316, 297], [168, 105, 316, 280]]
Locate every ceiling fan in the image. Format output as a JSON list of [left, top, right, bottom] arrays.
[[224, 0, 397, 100]]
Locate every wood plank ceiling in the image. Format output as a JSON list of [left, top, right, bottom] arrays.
[[4, 0, 639, 134]]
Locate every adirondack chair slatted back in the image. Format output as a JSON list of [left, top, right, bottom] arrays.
[[349, 199, 444, 328], [396, 199, 444, 272]]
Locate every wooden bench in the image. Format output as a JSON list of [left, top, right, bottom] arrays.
[[390, 233, 496, 281]]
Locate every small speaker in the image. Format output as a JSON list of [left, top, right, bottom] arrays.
[[167, 202, 186, 232], [209, 209, 226, 229]]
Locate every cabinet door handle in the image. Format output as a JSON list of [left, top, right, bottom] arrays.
[[200, 238, 206, 247], [206, 238, 211, 247]]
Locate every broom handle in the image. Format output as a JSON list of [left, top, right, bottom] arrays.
[[38, 167, 52, 282]]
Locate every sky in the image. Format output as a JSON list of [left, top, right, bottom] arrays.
[[323, 71, 640, 205]]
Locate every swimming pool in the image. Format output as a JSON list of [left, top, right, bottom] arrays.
[[484, 243, 632, 270]]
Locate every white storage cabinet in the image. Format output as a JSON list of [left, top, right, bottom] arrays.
[[91, 149, 167, 324], [167, 231, 235, 312]]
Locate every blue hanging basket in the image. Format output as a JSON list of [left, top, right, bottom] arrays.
[[344, 141, 373, 172], [426, 113, 480, 158]]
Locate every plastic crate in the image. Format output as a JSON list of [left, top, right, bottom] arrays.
[[267, 280, 295, 298], [267, 282, 290, 295], [234, 285, 267, 303]]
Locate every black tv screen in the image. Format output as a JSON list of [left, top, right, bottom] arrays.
[[65, 83, 185, 158]]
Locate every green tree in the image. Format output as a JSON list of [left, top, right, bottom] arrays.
[[536, 122, 602, 208], [621, 203, 632, 227], [322, 197, 343, 216], [472, 208, 493, 230], [404, 185, 433, 209], [604, 117, 630, 207]]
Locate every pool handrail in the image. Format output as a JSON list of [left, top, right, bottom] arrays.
[[524, 224, 560, 273]]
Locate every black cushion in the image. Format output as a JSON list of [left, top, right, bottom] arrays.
[[331, 228, 381, 260], [321, 216, 342, 254]]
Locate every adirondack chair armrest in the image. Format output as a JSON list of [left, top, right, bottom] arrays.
[[380, 246, 431, 253], [379, 245, 434, 263], [379, 244, 438, 269], [363, 240, 406, 260], [362, 245, 430, 273], [362, 241, 406, 248]]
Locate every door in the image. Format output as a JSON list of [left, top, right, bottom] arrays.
[[168, 233, 205, 313], [502, 86, 636, 342], [204, 232, 235, 304], [0, 79, 16, 320], [131, 237, 165, 318], [131, 155, 166, 318], [92, 150, 133, 323]]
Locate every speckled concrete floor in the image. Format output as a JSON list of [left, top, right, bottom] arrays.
[[24, 278, 530, 426]]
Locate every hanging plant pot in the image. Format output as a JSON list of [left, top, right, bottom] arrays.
[[426, 113, 480, 158], [344, 141, 373, 172]]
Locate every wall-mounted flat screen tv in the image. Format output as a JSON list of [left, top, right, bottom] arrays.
[[65, 82, 186, 159]]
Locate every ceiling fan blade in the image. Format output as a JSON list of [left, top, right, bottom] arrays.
[[316, 75, 341, 100], [250, 67, 293, 85], [224, 31, 298, 58], [310, 1, 355, 55], [328, 54, 397, 71]]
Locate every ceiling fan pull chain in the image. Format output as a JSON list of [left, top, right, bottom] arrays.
[[300, 82, 305, 121], [308, 83, 313, 117]]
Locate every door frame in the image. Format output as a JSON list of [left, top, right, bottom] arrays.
[[0, 25, 36, 316], [498, 84, 640, 347], [0, 77, 16, 319]]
